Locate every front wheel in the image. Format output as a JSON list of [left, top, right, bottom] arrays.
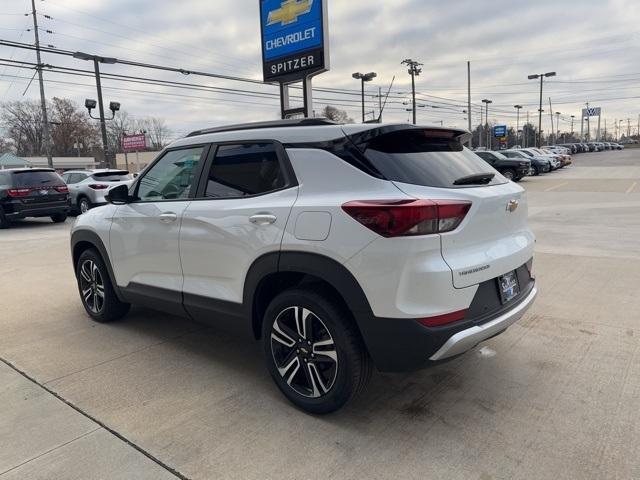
[[76, 248, 130, 322], [531, 165, 539, 176], [262, 288, 371, 414], [501, 168, 516, 181]]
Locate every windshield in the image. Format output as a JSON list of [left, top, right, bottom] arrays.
[[361, 130, 506, 188]]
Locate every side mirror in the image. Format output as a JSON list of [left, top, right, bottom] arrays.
[[105, 184, 131, 205]]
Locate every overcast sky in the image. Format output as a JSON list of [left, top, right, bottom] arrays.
[[1, 0, 639, 140]]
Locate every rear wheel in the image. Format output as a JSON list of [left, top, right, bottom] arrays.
[[0, 207, 9, 229], [78, 197, 91, 214], [51, 213, 67, 223], [76, 248, 130, 322], [262, 288, 371, 414]]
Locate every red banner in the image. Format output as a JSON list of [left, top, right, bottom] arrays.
[[122, 134, 147, 152]]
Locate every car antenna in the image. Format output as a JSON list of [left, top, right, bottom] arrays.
[[377, 75, 395, 123]]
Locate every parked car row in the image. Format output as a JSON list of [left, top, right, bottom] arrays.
[[474, 146, 571, 181], [554, 142, 624, 153], [0, 167, 133, 229]]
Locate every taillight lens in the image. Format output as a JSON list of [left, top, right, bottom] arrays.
[[342, 199, 471, 237], [89, 184, 109, 190], [7, 188, 30, 197], [417, 309, 468, 327], [55, 185, 69, 193]]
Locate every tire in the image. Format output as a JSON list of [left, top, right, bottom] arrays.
[[78, 197, 91, 214], [531, 165, 539, 176], [262, 288, 372, 414], [51, 213, 67, 223], [76, 248, 130, 322], [0, 207, 9, 229], [501, 168, 516, 181]]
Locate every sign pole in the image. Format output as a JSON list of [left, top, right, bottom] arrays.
[[124, 151, 129, 170], [135, 151, 140, 172]]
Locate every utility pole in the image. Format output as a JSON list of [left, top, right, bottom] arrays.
[[30, 0, 53, 168], [628, 118, 632, 139], [402, 59, 422, 125], [555, 111, 561, 144], [514, 105, 522, 147], [528, 71, 556, 147], [467, 61, 472, 147]]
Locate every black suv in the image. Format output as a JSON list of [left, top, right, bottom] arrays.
[[0, 168, 70, 228], [474, 150, 530, 181]]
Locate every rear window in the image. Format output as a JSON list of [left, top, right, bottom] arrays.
[[361, 130, 506, 188], [11, 171, 64, 187], [91, 171, 131, 182]]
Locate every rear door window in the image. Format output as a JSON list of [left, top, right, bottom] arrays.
[[203, 143, 287, 198], [361, 129, 506, 188], [11, 171, 64, 188]]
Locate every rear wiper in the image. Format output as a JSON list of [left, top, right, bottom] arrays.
[[453, 173, 495, 186]]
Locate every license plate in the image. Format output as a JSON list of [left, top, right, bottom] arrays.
[[498, 270, 520, 304]]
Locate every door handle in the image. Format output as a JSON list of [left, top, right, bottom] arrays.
[[249, 213, 277, 226], [159, 212, 178, 223]]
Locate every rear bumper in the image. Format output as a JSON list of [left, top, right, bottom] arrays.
[[356, 263, 537, 372], [3, 199, 70, 219], [429, 286, 537, 360]]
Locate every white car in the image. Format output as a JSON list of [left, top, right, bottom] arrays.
[[61, 169, 134, 214], [70, 119, 537, 413]]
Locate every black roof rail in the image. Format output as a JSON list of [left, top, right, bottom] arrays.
[[186, 118, 338, 138]]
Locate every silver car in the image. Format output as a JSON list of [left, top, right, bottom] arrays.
[[61, 169, 133, 214]]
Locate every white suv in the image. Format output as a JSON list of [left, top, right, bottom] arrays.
[[71, 119, 537, 413]]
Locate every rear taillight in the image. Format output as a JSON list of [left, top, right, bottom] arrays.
[[7, 188, 30, 197], [342, 199, 471, 238], [417, 309, 468, 327], [55, 185, 69, 193], [88, 184, 109, 190]]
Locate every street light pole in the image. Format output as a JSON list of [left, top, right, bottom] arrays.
[[73, 52, 118, 167], [482, 99, 492, 149], [514, 105, 522, 147], [528, 71, 556, 148], [570, 115, 575, 137], [352, 72, 377, 123], [555, 112, 561, 144]]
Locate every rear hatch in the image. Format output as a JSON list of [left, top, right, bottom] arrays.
[[10, 170, 68, 205], [349, 126, 535, 288]]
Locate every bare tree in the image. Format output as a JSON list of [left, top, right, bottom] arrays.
[[320, 106, 354, 124], [106, 110, 135, 154], [136, 117, 172, 150], [1, 100, 45, 156], [49, 97, 100, 157]]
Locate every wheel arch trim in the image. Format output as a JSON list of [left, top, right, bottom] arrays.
[[70, 230, 125, 302]]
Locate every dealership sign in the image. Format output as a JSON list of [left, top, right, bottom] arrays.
[[260, 0, 329, 83], [582, 107, 601, 118], [121, 133, 147, 152], [494, 125, 507, 138]]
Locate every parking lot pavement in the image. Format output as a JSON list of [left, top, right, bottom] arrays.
[[1, 149, 639, 479]]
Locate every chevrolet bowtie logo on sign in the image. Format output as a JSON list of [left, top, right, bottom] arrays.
[[260, 0, 328, 83], [267, 0, 313, 26]]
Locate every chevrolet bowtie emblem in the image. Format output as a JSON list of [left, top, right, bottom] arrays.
[[507, 199, 519, 213], [267, 0, 313, 26]]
